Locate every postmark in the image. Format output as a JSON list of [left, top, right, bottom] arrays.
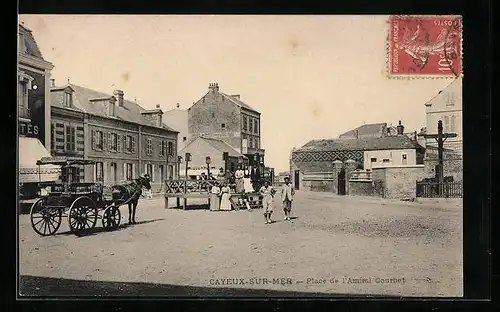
[[388, 15, 462, 78]]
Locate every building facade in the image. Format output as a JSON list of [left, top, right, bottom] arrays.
[[18, 24, 60, 198], [50, 82, 179, 191], [290, 121, 424, 194], [421, 78, 463, 182], [163, 104, 189, 155], [188, 83, 265, 160]]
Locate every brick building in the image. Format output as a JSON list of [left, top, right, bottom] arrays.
[[18, 24, 60, 199], [49, 81, 179, 191], [188, 83, 265, 161], [290, 121, 424, 194]]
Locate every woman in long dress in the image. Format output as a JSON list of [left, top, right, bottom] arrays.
[[219, 183, 232, 211]]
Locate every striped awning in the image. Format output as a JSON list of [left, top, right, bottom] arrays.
[[19, 137, 61, 183]]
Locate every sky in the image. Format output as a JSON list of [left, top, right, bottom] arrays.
[[19, 15, 455, 172]]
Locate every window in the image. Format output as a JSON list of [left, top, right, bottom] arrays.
[[254, 119, 259, 134], [93, 130, 104, 150], [183, 137, 187, 142], [51, 124, 55, 151], [221, 123, 226, 130], [126, 163, 133, 181], [64, 92, 73, 107], [383, 159, 390, 163], [65, 126, 76, 152], [249, 118, 253, 133], [18, 79, 29, 119], [450, 115, 456, 133], [160, 141, 166, 157], [110, 163, 117, 182], [444, 116, 450, 133], [243, 116, 248, 131], [255, 139, 259, 149], [109, 133, 117, 151], [147, 139, 152, 155], [249, 137, 254, 148], [146, 164, 153, 180], [96, 162, 104, 182], [168, 141, 173, 156], [159, 165, 165, 182], [125, 135, 132, 153], [211, 112, 215, 118], [168, 165, 174, 179], [402, 154, 407, 165], [370, 158, 377, 162], [445, 92, 455, 106]]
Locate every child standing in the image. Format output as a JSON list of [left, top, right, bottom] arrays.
[[280, 177, 295, 221], [259, 181, 276, 224]]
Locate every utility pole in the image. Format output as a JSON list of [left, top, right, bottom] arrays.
[[422, 120, 457, 196]]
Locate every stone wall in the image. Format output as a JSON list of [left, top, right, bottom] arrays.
[[424, 148, 463, 182], [348, 180, 374, 196], [372, 166, 425, 199]]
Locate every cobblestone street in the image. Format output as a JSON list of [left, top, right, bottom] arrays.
[[19, 191, 463, 297]]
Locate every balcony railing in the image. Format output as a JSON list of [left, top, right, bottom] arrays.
[[19, 106, 31, 120]]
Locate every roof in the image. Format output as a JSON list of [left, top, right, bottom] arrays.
[[338, 123, 387, 138], [295, 135, 418, 152], [198, 137, 247, 158], [37, 156, 97, 166], [51, 84, 177, 132], [424, 77, 462, 107], [219, 92, 259, 114], [19, 24, 44, 60]]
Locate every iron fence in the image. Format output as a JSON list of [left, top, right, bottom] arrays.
[[416, 181, 463, 198]]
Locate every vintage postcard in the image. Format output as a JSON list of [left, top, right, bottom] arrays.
[[18, 15, 463, 298]]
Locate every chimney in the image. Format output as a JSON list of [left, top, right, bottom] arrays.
[[113, 90, 124, 107], [50, 79, 55, 87], [355, 129, 359, 139], [208, 82, 219, 93], [397, 120, 404, 135], [176, 103, 180, 109], [156, 105, 163, 127], [232, 94, 240, 100]]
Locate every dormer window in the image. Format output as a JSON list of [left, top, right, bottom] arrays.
[[64, 92, 73, 108], [221, 123, 226, 130]]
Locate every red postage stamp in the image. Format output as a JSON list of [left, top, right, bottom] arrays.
[[388, 15, 462, 78]]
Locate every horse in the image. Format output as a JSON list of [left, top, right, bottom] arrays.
[[111, 175, 152, 224]]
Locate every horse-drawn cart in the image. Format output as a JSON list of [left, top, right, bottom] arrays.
[[30, 157, 126, 237]]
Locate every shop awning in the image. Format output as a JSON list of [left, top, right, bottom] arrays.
[[19, 137, 61, 183]]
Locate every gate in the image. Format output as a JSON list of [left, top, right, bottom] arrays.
[[338, 168, 346, 195], [416, 181, 463, 198]]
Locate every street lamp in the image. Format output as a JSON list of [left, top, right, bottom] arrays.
[[206, 156, 211, 177], [177, 155, 183, 179]]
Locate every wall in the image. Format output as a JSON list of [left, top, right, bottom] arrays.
[[348, 180, 374, 196], [179, 138, 224, 175], [372, 165, 425, 199], [364, 148, 416, 169], [241, 108, 261, 149], [423, 148, 463, 182], [188, 89, 243, 150], [163, 108, 189, 153]]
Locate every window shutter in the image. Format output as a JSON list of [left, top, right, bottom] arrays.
[[144, 164, 147, 176], [108, 132, 112, 151], [152, 164, 155, 182], [132, 163, 136, 179], [123, 163, 127, 181], [94, 163, 98, 182], [159, 141, 163, 156], [102, 132, 107, 151], [91, 130, 96, 150], [117, 134, 121, 152], [132, 137, 136, 153]]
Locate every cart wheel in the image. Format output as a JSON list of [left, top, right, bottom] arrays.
[[68, 196, 98, 237], [30, 198, 62, 236], [102, 205, 121, 231]]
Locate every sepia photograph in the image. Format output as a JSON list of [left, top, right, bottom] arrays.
[[17, 14, 464, 298]]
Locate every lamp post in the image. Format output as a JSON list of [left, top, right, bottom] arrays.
[[176, 155, 182, 208], [206, 156, 211, 177]]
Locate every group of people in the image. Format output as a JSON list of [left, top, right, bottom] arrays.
[[209, 169, 295, 224]]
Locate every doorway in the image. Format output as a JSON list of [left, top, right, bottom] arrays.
[[294, 170, 300, 190], [338, 168, 346, 195]]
